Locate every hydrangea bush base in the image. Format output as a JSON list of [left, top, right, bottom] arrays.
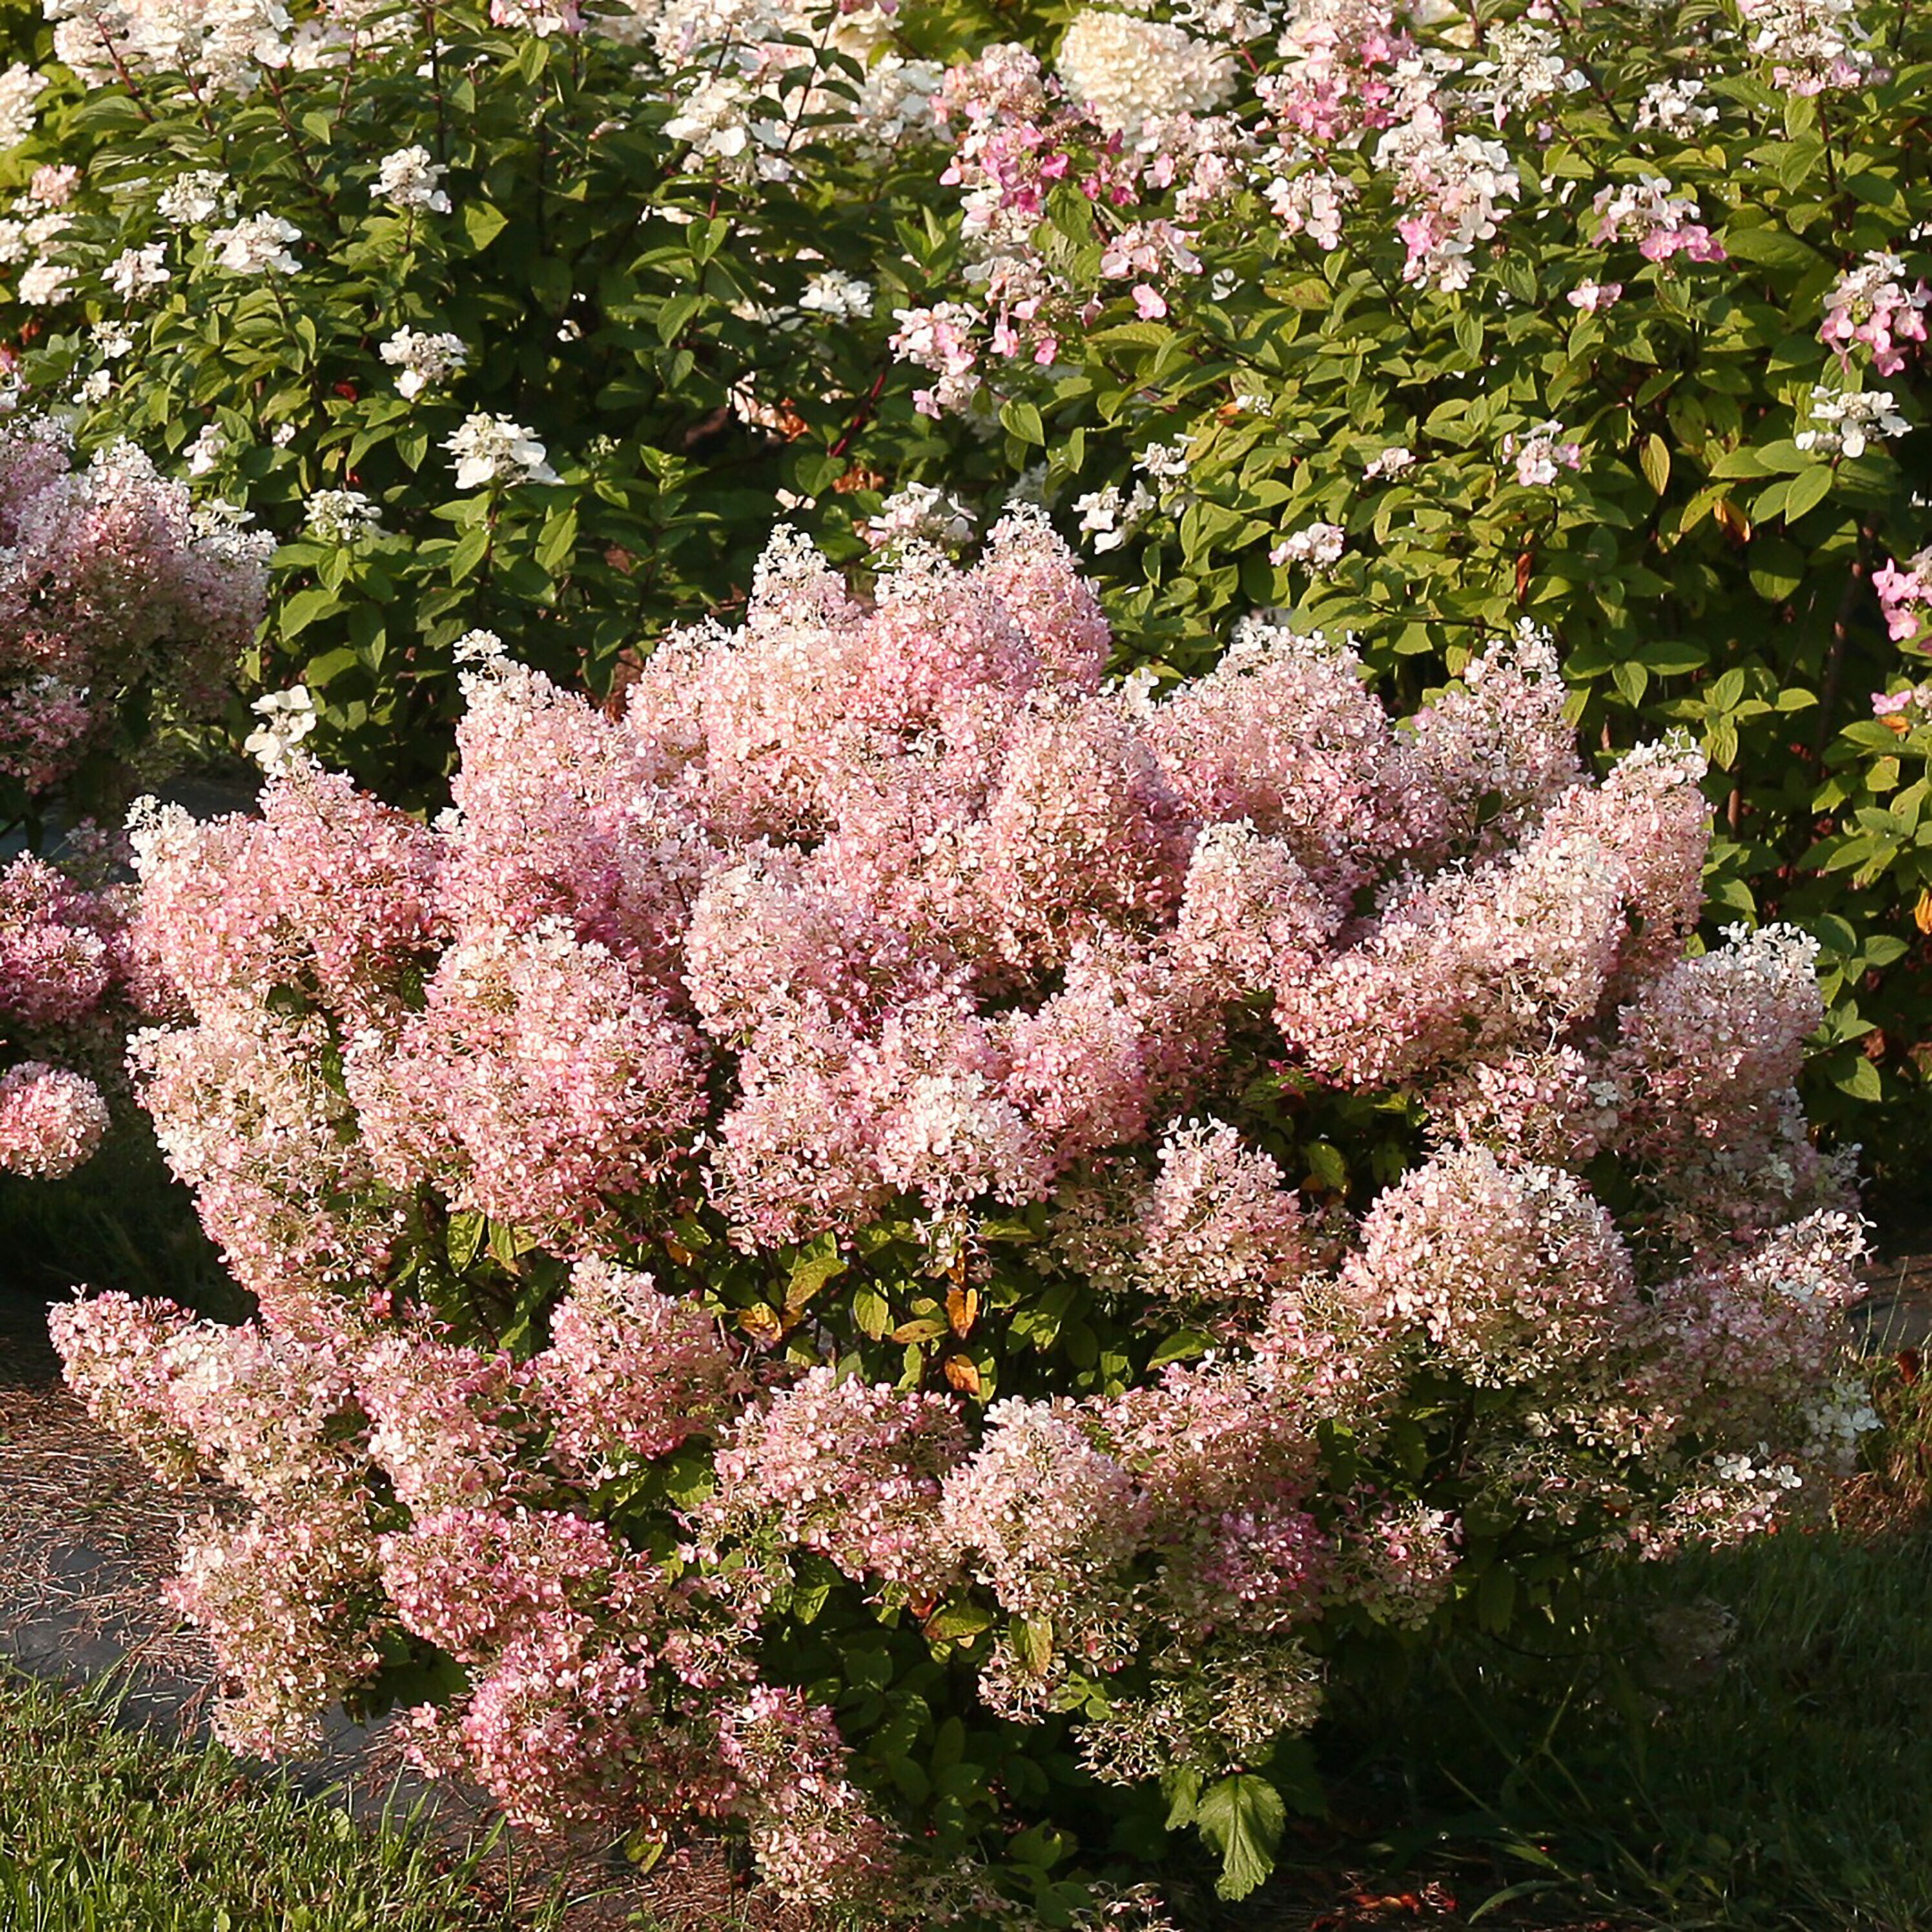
[[54, 524, 1870, 1917]]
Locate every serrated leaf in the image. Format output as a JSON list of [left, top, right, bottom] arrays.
[[1195, 1773, 1286, 1902]]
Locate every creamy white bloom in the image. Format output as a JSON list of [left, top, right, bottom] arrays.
[[862, 482, 976, 550], [378, 326, 468, 400], [1056, 5, 1237, 136], [1794, 385, 1908, 459], [244, 685, 318, 775], [1635, 76, 1718, 136], [305, 488, 382, 542], [444, 413, 559, 489], [453, 627, 507, 664], [375, 145, 451, 214], [185, 425, 229, 477], [1074, 480, 1155, 552], [0, 64, 48, 151], [157, 170, 233, 226], [17, 260, 76, 305], [797, 269, 875, 321], [106, 243, 172, 298], [1270, 521, 1345, 570], [1136, 435, 1195, 486], [1364, 445, 1416, 480], [206, 212, 303, 274]]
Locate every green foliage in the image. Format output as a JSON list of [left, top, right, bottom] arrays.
[[1321, 1515, 1932, 1931], [6, 1, 960, 805]]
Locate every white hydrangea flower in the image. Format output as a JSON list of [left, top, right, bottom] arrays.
[[0, 64, 48, 151], [862, 482, 976, 550], [453, 626, 507, 664], [16, 259, 75, 305], [444, 413, 559, 489], [206, 212, 303, 275], [1364, 445, 1416, 480], [1056, 5, 1237, 137], [1135, 435, 1194, 484], [1270, 521, 1345, 570], [91, 318, 136, 358], [185, 424, 229, 477], [1635, 76, 1718, 137], [1074, 480, 1155, 552], [244, 686, 318, 776], [105, 243, 171, 299], [378, 326, 468, 400], [305, 488, 382, 542], [797, 269, 875, 320], [1794, 385, 1908, 459], [375, 145, 451, 214], [156, 170, 232, 226]]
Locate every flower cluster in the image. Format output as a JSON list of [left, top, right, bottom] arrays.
[[1875, 550, 1932, 644], [1820, 251, 1931, 376]]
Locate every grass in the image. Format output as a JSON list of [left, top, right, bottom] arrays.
[[1281, 1362, 1932, 1932], [0, 1667, 570, 1932]]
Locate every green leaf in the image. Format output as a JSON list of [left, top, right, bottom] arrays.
[[924, 1598, 994, 1641], [1000, 399, 1045, 446], [1194, 1773, 1286, 1902], [446, 1209, 486, 1272], [1721, 223, 1828, 271], [535, 504, 579, 573], [1782, 463, 1833, 524], [1638, 433, 1670, 497], [449, 523, 491, 582], [1148, 1329, 1213, 1368], [785, 1231, 847, 1315], [279, 586, 340, 640], [1012, 1616, 1053, 1672], [1833, 1055, 1883, 1100], [462, 201, 509, 252]]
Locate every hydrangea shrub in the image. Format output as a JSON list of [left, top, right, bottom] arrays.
[[55, 524, 1872, 1914], [0, 848, 121, 1175], [0, 414, 267, 824], [6, 0, 1930, 1160]]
